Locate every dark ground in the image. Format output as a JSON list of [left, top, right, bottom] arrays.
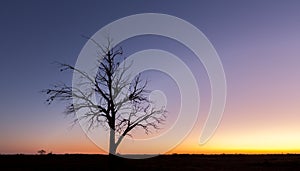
[[1, 154, 300, 170]]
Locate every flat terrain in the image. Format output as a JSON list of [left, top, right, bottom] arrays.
[[1, 154, 300, 170]]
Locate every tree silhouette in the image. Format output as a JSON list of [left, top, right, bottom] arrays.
[[43, 38, 166, 156], [37, 149, 46, 155]]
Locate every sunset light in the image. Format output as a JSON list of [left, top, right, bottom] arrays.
[[1, 0, 300, 170]]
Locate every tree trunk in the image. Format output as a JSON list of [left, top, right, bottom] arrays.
[[108, 129, 117, 170], [109, 128, 116, 155], [108, 130, 126, 171]]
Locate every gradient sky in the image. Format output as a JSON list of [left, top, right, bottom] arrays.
[[1, 0, 300, 154]]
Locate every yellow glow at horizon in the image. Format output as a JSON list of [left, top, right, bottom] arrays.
[[170, 125, 300, 154]]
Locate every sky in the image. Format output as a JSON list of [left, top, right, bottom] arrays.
[[0, 0, 300, 154]]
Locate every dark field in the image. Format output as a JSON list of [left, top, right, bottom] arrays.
[[1, 154, 300, 170]]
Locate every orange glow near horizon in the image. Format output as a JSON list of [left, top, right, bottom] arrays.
[[3, 109, 299, 155], [2, 104, 300, 155]]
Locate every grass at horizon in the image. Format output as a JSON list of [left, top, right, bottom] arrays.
[[1, 153, 300, 170]]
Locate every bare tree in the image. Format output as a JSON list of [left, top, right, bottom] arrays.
[[37, 149, 46, 155], [43, 38, 166, 156]]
